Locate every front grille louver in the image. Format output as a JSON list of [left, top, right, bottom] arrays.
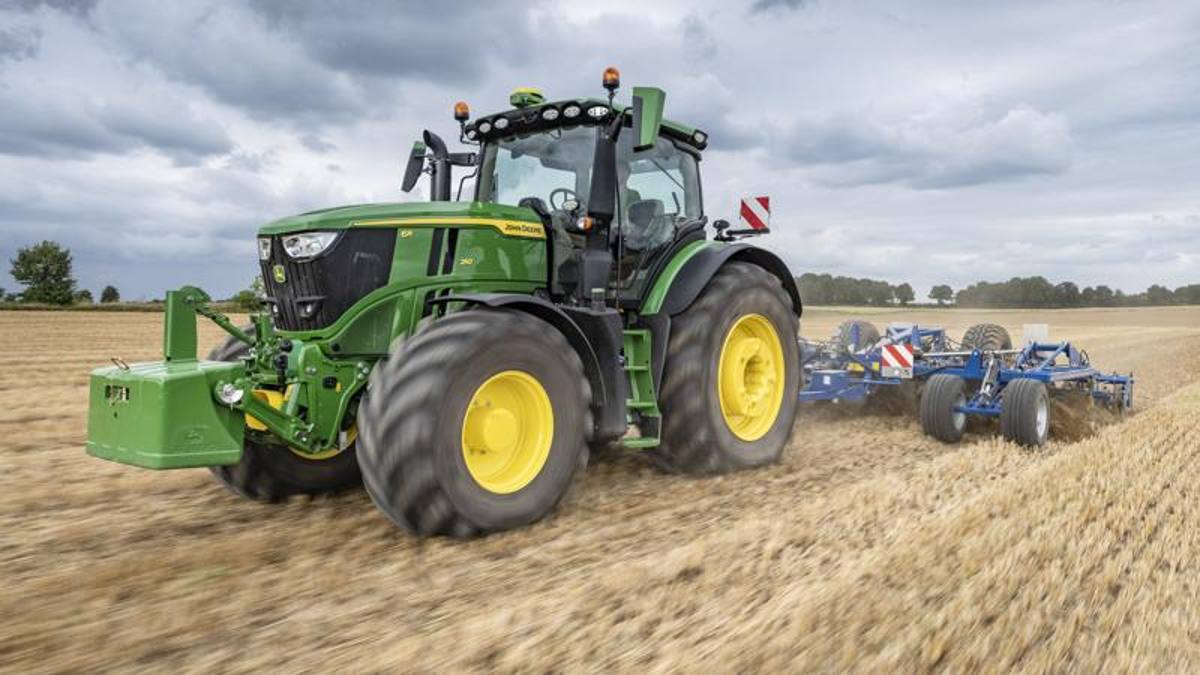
[[260, 229, 396, 332]]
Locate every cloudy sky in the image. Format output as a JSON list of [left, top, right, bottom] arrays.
[[1, 0, 1197, 300]]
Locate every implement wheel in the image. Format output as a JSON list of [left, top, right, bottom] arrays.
[[654, 262, 800, 474], [357, 310, 589, 537], [920, 373, 967, 443], [208, 331, 361, 502], [961, 323, 1012, 351], [1000, 379, 1050, 447], [834, 319, 880, 352]]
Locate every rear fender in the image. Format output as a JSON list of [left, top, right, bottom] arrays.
[[654, 243, 801, 317], [639, 243, 801, 393]]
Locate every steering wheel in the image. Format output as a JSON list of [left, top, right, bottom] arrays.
[[548, 187, 579, 212]]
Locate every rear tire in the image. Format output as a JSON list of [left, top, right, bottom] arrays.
[[920, 374, 967, 443], [961, 323, 1012, 351], [207, 331, 362, 502], [834, 319, 880, 352], [357, 310, 589, 537], [654, 262, 800, 474], [1000, 379, 1050, 447]]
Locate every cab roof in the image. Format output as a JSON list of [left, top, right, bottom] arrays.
[[463, 97, 709, 152]]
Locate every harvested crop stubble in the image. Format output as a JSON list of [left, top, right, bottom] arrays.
[[353, 385, 1200, 671], [1, 307, 1198, 672]]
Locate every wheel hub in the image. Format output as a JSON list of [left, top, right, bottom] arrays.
[[461, 370, 554, 494], [717, 314, 785, 441]]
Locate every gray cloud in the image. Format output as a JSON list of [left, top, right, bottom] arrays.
[[0, 87, 233, 162], [299, 134, 337, 153], [0, 25, 40, 60], [248, 1, 537, 84], [95, 3, 370, 125], [749, 0, 812, 14], [1, 0, 1198, 300], [9, 0, 97, 16], [783, 106, 1072, 189]]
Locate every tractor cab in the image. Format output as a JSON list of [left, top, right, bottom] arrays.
[[407, 70, 711, 308]]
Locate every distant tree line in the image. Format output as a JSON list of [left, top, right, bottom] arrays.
[[2, 239, 267, 310], [4, 239, 1196, 311], [953, 276, 1200, 308], [796, 273, 916, 306], [797, 272, 1200, 308], [3, 240, 122, 306]]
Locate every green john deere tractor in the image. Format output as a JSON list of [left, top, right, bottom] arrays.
[[87, 69, 803, 537]]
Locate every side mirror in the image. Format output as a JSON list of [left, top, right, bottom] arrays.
[[713, 218, 732, 241], [630, 86, 665, 151], [401, 141, 426, 193]]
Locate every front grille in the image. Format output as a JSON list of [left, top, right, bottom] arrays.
[[260, 229, 397, 332]]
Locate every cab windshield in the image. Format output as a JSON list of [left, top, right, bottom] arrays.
[[476, 124, 702, 232], [477, 126, 596, 211]]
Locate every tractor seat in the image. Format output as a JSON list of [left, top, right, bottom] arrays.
[[623, 198, 672, 252]]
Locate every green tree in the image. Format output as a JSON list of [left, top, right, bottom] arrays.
[[1146, 284, 1173, 306], [929, 284, 953, 305], [230, 276, 265, 312], [931, 283, 950, 305], [100, 285, 120, 303], [1054, 281, 1080, 307], [10, 240, 76, 305], [893, 282, 915, 305], [1174, 284, 1200, 305], [74, 289, 94, 304]]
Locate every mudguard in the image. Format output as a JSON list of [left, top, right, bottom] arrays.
[[638, 242, 802, 393], [655, 243, 802, 317], [430, 293, 625, 443]]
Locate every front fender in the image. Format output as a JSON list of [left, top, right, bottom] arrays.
[[429, 293, 611, 417]]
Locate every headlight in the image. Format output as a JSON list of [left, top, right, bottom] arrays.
[[494, 117, 509, 130], [541, 107, 560, 121], [478, 121, 492, 134], [562, 104, 581, 119], [257, 237, 272, 261], [281, 231, 338, 259], [587, 105, 609, 119]]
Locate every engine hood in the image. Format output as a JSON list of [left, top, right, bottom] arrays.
[[257, 201, 542, 237]]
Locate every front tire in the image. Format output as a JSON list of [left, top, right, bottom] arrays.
[[357, 310, 589, 537], [654, 262, 801, 474], [207, 331, 362, 502]]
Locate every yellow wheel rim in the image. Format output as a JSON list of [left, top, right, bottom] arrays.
[[461, 370, 554, 494], [717, 313, 785, 441]]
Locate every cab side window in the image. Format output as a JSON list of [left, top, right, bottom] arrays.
[[617, 136, 701, 253]]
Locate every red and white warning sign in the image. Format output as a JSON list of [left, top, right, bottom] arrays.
[[739, 196, 771, 230], [880, 343, 914, 379]]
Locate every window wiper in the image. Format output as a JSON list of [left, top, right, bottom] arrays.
[[649, 159, 686, 191]]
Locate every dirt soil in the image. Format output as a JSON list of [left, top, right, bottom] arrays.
[[2, 306, 1198, 672]]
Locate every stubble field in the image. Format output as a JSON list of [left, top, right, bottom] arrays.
[[2, 306, 1198, 672]]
